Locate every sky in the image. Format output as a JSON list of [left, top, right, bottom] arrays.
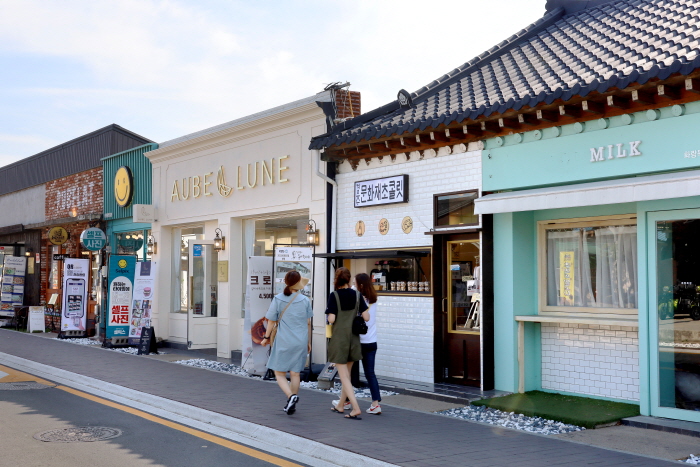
[[0, 0, 546, 166]]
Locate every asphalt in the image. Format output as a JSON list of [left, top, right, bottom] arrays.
[[0, 329, 691, 466]]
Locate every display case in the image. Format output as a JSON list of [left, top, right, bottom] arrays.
[[315, 248, 432, 296]]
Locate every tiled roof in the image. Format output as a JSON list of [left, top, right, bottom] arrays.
[[310, 0, 700, 150]]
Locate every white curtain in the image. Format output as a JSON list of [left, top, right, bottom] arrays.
[[546, 225, 637, 309]]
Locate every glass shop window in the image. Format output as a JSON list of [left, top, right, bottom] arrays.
[[434, 191, 479, 228], [115, 231, 145, 257], [343, 250, 432, 295]]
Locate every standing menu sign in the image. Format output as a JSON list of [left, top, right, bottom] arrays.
[[242, 256, 273, 375], [128, 261, 156, 344], [272, 245, 314, 297], [0, 255, 26, 317], [60, 258, 89, 332], [106, 255, 136, 339]]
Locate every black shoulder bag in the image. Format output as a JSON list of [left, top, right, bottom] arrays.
[[351, 290, 368, 335]]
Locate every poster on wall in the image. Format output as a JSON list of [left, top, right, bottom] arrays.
[[128, 261, 157, 344], [272, 245, 314, 297], [242, 256, 273, 375], [0, 255, 26, 317], [106, 255, 136, 339], [60, 258, 89, 333]]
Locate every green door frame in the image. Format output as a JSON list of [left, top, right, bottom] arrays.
[[647, 207, 700, 423]]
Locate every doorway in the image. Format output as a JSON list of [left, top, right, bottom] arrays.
[[438, 235, 481, 386], [187, 240, 218, 350]]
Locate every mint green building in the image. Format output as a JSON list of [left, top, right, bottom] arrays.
[[477, 104, 700, 423]]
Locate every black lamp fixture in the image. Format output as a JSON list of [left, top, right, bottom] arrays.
[[214, 228, 225, 252], [306, 219, 319, 245], [24, 248, 32, 257], [147, 235, 157, 255]]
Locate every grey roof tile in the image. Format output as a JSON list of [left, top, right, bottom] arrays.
[[310, 0, 700, 150]]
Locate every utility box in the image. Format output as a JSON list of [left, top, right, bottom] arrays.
[[317, 362, 338, 390]]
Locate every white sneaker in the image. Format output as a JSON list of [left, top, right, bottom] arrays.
[[332, 400, 352, 411], [284, 394, 299, 415], [366, 404, 382, 415]]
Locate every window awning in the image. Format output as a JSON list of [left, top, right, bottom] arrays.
[[474, 169, 700, 215], [313, 249, 430, 259]]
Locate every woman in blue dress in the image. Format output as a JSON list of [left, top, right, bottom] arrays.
[[261, 271, 312, 415]]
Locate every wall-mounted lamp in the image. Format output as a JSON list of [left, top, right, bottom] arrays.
[[147, 235, 157, 255], [24, 248, 32, 257], [214, 228, 225, 252], [69, 207, 78, 218], [306, 219, 319, 245]]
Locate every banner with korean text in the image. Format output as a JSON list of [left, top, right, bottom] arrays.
[[60, 258, 89, 333], [106, 255, 136, 339], [242, 256, 273, 375], [128, 261, 156, 344]]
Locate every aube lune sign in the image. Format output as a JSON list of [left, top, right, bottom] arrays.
[[590, 141, 642, 162]]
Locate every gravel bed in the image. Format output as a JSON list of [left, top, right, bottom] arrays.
[[173, 358, 397, 398], [686, 454, 700, 464], [57, 337, 165, 355], [437, 405, 585, 435]]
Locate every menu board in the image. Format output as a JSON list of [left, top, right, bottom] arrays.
[[0, 256, 26, 317]]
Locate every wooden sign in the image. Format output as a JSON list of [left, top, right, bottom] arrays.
[[402, 216, 413, 234], [137, 326, 158, 355], [379, 218, 390, 235], [355, 220, 365, 237]]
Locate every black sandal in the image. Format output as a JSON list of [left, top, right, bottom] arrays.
[[345, 414, 362, 420], [331, 407, 344, 414]]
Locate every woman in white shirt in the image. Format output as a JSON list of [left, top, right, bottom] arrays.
[[333, 272, 382, 414]]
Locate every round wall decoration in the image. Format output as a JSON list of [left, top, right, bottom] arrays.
[[114, 166, 134, 208], [355, 220, 365, 237], [379, 218, 390, 235], [401, 216, 413, 234]]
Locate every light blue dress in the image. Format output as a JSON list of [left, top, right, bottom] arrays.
[[265, 292, 313, 373]]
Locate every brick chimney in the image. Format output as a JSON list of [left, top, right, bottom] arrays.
[[334, 89, 361, 120]]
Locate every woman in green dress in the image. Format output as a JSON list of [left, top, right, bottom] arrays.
[[262, 271, 312, 415], [326, 267, 369, 419]]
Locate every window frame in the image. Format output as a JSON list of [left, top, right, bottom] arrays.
[[537, 214, 638, 317], [433, 189, 480, 229]]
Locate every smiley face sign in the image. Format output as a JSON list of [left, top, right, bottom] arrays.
[[114, 166, 134, 207]]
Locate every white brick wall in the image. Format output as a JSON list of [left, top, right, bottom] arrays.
[[336, 147, 482, 249], [541, 323, 640, 402], [374, 295, 434, 383]]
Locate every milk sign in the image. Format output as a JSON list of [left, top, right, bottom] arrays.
[[80, 228, 106, 251]]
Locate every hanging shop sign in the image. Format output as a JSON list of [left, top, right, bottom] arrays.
[[0, 256, 26, 317], [60, 258, 89, 333], [80, 228, 107, 251], [114, 166, 134, 207], [242, 255, 273, 375], [48, 227, 69, 245], [106, 255, 136, 339], [128, 261, 156, 343], [354, 174, 408, 208]]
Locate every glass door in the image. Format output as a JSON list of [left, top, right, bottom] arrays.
[[649, 209, 700, 423], [187, 240, 218, 349], [443, 239, 481, 386]]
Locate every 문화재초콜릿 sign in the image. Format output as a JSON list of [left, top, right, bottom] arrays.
[[354, 175, 408, 207]]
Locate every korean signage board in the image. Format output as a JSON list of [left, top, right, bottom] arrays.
[[242, 256, 273, 375], [80, 228, 107, 251], [128, 261, 156, 344], [106, 255, 136, 338], [354, 174, 408, 208], [273, 245, 313, 297], [60, 258, 89, 332], [0, 256, 26, 317]]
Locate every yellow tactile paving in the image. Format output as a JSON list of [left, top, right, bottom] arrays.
[[0, 364, 55, 386]]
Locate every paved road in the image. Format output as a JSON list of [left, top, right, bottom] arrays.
[[0, 366, 306, 467], [0, 330, 681, 467]]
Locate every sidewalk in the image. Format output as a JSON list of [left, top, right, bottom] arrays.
[[0, 330, 684, 466]]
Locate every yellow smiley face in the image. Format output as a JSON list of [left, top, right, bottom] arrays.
[[114, 166, 133, 207], [118, 259, 127, 268]]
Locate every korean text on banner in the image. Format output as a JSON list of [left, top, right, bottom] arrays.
[[107, 255, 136, 339], [242, 256, 273, 375], [128, 261, 157, 343], [273, 246, 313, 296], [61, 258, 90, 332], [0, 255, 26, 317]]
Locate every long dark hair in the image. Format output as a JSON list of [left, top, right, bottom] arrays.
[[354, 273, 377, 304], [334, 267, 351, 290], [283, 270, 301, 296]]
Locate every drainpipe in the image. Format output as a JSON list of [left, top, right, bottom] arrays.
[[313, 149, 337, 296]]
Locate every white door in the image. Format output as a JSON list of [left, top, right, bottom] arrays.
[[187, 240, 218, 349]]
